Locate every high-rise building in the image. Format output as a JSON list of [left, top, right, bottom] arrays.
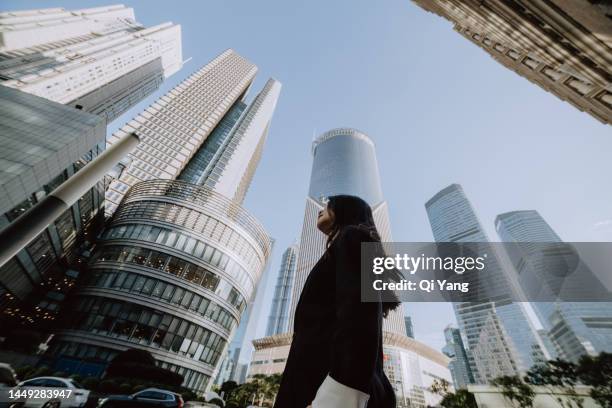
[[266, 244, 298, 337], [404, 315, 414, 338], [46, 50, 281, 393], [425, 184, 547, 383], [0, 85, 106, 325], [0, 4, 183, 328], [0, 5, 182, 123], [289, 128, 401, 334], [537, 329, 559, 360], [443, 325, 475, 389], [495, 210, 612, 362], [411, 0, 611, 124], [249, 128, 445, 406], [104, 49, 258, 216]]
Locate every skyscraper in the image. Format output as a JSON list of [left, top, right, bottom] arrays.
[[289, 128, 401, 334], [404, 316, 414, 338], [266, 244, 298, 337], [0, 85, 106, 325], [0, 4, 183, 327], [104, 49, 257, 216], [248, 128, 447, 407], [410, 0, 611, 124], [46, 50, 281, 393], [425, 184, 546, 383], [0, 5, 182, 123], [442, 325, 474, 389], [495, 210, 612, 362]]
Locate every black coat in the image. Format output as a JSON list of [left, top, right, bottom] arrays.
[[274, 226, 396, 408]]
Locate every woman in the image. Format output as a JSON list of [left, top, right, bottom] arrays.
[[274, 195, 399, 408]]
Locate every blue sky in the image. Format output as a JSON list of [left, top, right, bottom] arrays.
[[6, 0, 612, 352]]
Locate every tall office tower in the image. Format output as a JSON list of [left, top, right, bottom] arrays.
[[404, 316, 415, 338], [288, 128, 402, 334], [0, 4, 180, 328], [425, 184, 547, 383], [442, 325, 475, 389], [0, 86, 106, 326], [0, 5, 182, 123], [248, 129, 454, 406], [104, 49, 264, 216], [495, 210, 612, 362], [47, 50, 281, 392], [411, 0, 611, 124], [266, 244, 298, 336]]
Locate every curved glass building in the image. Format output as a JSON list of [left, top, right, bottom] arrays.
[[49, 181, 272, 391], [47, 50, 281, 393], [308, 128, 384, 206], [289, 128, 400, 334]]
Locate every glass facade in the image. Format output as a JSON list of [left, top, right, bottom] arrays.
[[178, 100, 247, 185], [83, 268, 238, 331], [266, 244, 298, 336], [425, 184, 547, 382], [0, 146, 106, 326], [63, 296, 226, 365], [104, 50, 258, 216], [442, 326, 475, 389], [309, 128, 384, 207], [381, 333, 452, 408], [290, 128, 405, 337], [51, 180, 272, 392], [496, 210, 612, 362]]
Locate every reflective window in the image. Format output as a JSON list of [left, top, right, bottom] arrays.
[[69, 295, 227, 365], [92, 245, 244, 312]]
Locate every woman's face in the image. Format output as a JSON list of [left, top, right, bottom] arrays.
[[317, 206, 335, 235]]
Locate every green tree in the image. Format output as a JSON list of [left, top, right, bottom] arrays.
[[224, 374, 282, 407], [430, 378, 451, 396], [429, 378, 477, 408], [526, 359, 583, 408], [220, 380, 239, 397], [440, 389, 478, 408], [491, 375, 535, 408], [576, 352, 612, 408], [526, 353, 611, 408]]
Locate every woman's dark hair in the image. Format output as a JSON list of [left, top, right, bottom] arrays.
[[325, 195, 379, 246], [325, 195, 400, 316]]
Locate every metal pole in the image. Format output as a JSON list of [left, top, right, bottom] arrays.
[[0, 132, 139, 268]]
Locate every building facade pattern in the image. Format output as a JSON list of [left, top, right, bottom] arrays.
[[0, 5, 182, 122], [105, 49, 257, 216], [48, 48, 280, 393], [425, 184, 547, 383], [495, 209, 612, 362], [266, 244, 298, 337], [0, 86, 106, 326], [51, 181, 272, 392], [412, 0, 611, 124], [289, 128, 405, 336], [442, 325, 475, 389]]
